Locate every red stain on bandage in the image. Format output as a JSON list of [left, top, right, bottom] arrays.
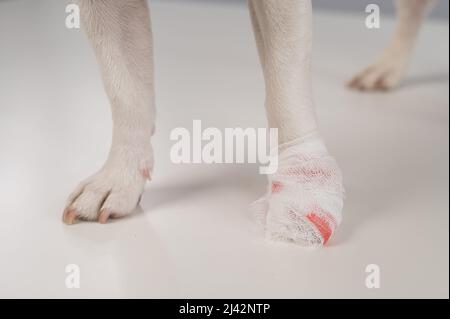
[[271, 181, 283, 193], [306, 211, 336, 245]]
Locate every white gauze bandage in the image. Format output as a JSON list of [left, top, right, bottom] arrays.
[[252, 133, 345, 247]]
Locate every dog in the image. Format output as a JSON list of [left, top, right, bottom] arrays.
[[62, 0, 437, 247]]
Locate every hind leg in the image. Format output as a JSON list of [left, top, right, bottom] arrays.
[[349, 0, 437, 91]]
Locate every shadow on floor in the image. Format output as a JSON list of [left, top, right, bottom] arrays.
[[401, 72, 449, 90]]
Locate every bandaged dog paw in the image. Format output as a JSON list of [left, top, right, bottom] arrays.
[[252, 134, 344, 247], [63, 147, 153, 225]]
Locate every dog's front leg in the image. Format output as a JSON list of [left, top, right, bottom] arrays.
[[63, 0, 155, 224], [349, 0, 437, 90], [249, 0, 344, 247]]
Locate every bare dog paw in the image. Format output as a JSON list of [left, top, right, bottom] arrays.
[[63, 156, 153, 225], [348, 58, 408, 91]]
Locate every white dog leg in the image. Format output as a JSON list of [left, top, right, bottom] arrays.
[[249, 0, 317, 144], [349, 0, 437, 91], [249, 0, 344, 247], [63, 0, 155, 224]]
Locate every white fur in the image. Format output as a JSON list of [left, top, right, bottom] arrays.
[[248, 0, 317, 144], [63, 0, 155, 224]]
